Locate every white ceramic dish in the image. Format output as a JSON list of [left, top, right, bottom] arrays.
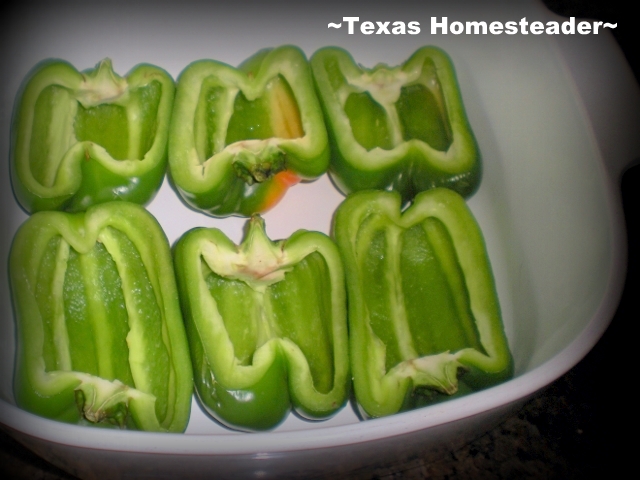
[[1, 1, 639, 478]]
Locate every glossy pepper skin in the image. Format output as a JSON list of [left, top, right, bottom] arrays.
[[10, 58, 174, 213], [9, 201, 193, 432], [311, 46, 480, 205], [168, 45, 329, 217], [333, 189, 512, 419], [173, 216, 349, 431]]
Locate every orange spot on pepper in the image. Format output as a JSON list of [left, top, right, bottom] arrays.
[[259, 170, 301, 213]]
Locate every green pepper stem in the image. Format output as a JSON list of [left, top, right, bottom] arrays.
[[388, 351, 463, 395], [76, 58, 128, 108], [232, 145, 286, 185]]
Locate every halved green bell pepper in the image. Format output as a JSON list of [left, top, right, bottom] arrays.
[[168, 45, 329, 217], [333, 189, 512, 419], [11, 58, 174, 213], [9, 201, 193, 432], [174, 216, 349, 431], [311, 46, 480, 204]]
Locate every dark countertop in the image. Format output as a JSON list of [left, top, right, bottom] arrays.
[[1, 1, 637, 478]]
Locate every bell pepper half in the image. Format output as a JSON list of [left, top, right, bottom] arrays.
[[168, 45, 329, 217], [311, 46, 481, 205], [9, 201, 193, 432], [333, 189, 512, 419], [10, 58, 175, 213], [173, 216, 349, 431]]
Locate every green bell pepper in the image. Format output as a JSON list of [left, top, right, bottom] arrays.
[[311, 46, 480, 204], [9, 201, 193, 432], [11, 58, 174, 213], [174, 216, 349, 431], [333, 189, 512, 419], [168, 45, 329, 217]]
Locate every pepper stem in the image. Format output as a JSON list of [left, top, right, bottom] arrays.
[[74, 378, 132, 428], [238, 216, 288, 288], [76, 58, 128, 108], [389, 351, 463, 395], [232, 145, 286, 185], [242, 215, 272, 253]]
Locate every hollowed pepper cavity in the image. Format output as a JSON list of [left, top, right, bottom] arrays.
[[168, 46, 329, 217], [11, 58, 175, 213], [311, 46, 481, 205], [173, 216, 349, 431], [9, 201, 193, 432], [333, 189, 512, 418]]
